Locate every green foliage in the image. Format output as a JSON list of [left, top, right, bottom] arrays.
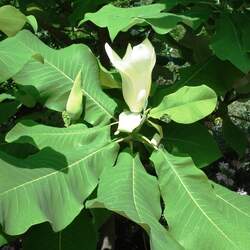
[[163, 122, 221, 168], [81, 3, 198, 41], [0, 0, 249, 249], [23, 211, 98, 250], [222, 115, 248, 157], [149, 85, 217, 124], [0, 5, 37, 36], [151, 148, 250, 250], [210, 13, 250, 73], [87, 151, 183, 250], [2, 121, 119, 234], [0, 5, 27, 36]]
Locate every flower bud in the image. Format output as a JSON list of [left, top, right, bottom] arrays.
[[66, 70, 83, 121]]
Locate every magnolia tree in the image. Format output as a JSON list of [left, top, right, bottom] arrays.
[[0, 1, 249, 250]]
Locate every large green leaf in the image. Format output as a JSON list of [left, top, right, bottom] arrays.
[[0, 35, 34, 82], [212, 182, 250, 230], [80, 4, 198, 40], [210, 14, 250, 73], [0, 5, 27, 36], [23, 210, 98, 250], [151, 148, 250, 250], [149, 85, 217, 124], [163, 122, 221, 168], [87, 151, 183, 250], [6, 30, 117, 125], [1, 122, 119, 235], [234, 13, 250, 53]]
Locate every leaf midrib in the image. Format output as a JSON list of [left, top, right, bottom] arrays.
[[152, 96, 215, 115], [132, 158, 143, 223], [160, 149, 237, 248], [216, 193, 250, 219]]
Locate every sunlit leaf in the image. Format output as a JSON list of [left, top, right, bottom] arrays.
[[80, 4, 198, 40], [1, 122, 119, 235], [8, 30, 117, 125], [87, 151, 183, 250], [151, 148, 250, 250], [149, 85, 217, 124]]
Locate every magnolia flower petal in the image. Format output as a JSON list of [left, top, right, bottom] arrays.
[[105, 43, 123, 70], [116, 111, 142, 133], [142, 38, 156, 69], [123, 38, 156, 72], [105, 39, 156, 113], [123, 43, 133, 62]]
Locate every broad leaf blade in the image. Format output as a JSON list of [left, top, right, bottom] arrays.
[[81, 4, 165, 40], [1, 123, 119, 235], [0, 5, 27, 36], [212, 182, 250, 231], [87, 151, 183, 250], [9, 30, 116, 125], [0, 36, 34, 82], [149, 85, 217, 124], [151, 148, 250, 250], [176, 57, 243, 96], [81, 4, 197, 40], [222, 116, 248, 157], [210, 14, 250, 73], [0, 100, 20, 124], [0, 232, 7, 247], [163, 122, 221, 168]]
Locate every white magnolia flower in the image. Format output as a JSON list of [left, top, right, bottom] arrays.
[[105, 38, 156, 113]]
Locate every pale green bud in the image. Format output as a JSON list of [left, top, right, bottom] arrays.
[[66, 70, 83, 121]]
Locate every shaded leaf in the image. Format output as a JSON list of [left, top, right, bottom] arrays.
[[210, 14, 250, 73], [0, 232, 7, 247], [176, 57, 243, 95], [0, 100, 20, 124], [23, 210, 97, 250], [222, 116, 248, 157], [163, 122, 221, 168]]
